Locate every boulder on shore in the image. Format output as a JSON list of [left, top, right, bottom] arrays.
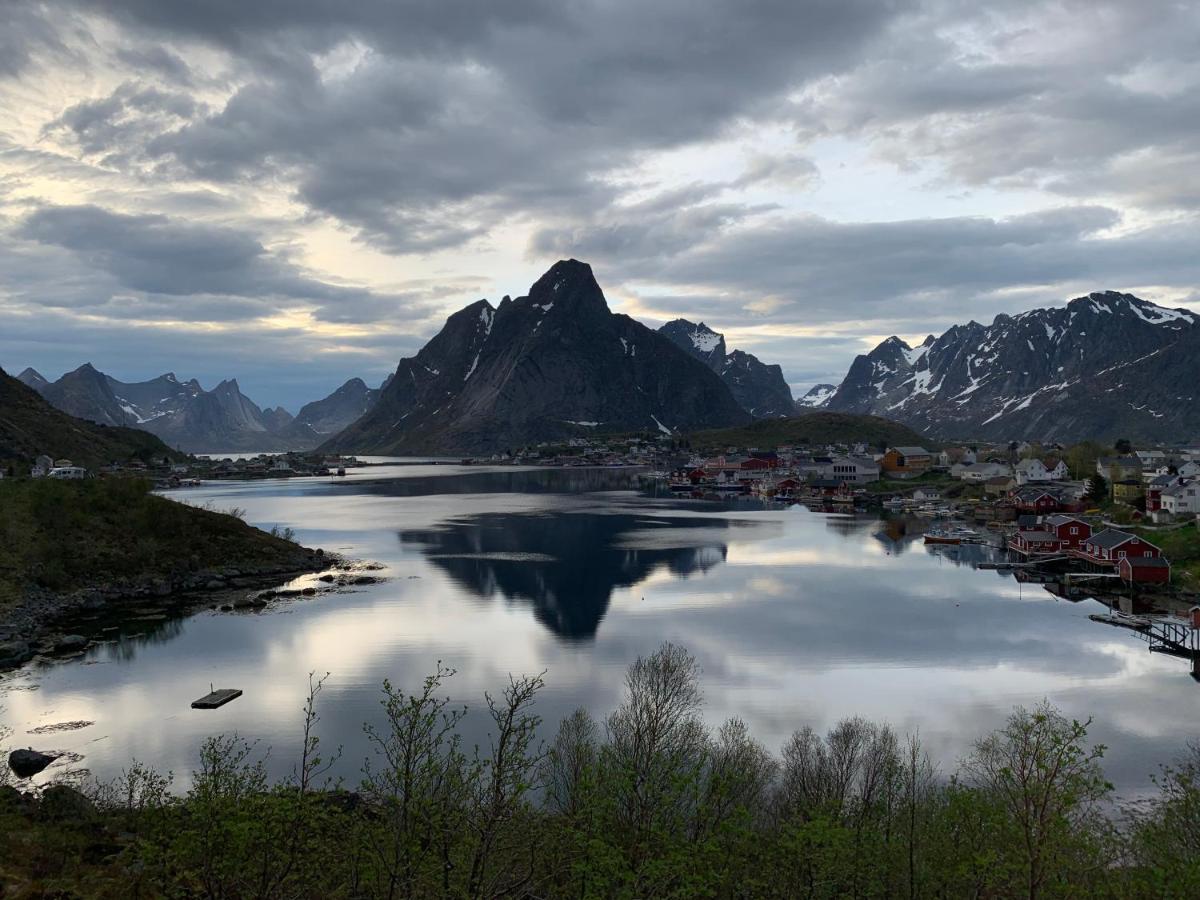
[[9, 749, 57, 779]]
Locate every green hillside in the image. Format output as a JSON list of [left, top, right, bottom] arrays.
[[0, 366, 181, 470], [0, 477, 316, 611], [686, 412, 934, 452]]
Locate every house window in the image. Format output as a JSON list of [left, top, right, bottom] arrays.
[[1070, 527, 1077, 534], [1118, 550, 1126, 559]]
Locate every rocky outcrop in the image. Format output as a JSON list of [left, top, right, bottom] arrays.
[[823, 291, 1200, 442], [323, 260, 751, 454]]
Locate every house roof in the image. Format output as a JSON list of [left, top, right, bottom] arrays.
[[891, 446, 930, 456], [1087, 528, 1142, 550], [1043, 514, 1087, 527], [1018, 530, 1058, 542], [1120, 557, 1171, 568], [1013, 487, 1057, 500]]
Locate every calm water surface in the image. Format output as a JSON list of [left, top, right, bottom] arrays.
[[3, 462, 1198, 798]]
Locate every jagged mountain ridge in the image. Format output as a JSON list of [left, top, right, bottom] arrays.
[[658, 319, 794, 417], [823, 291, 1200, 441], [323, 260, 751, 455], [25, 365, 322, 452]]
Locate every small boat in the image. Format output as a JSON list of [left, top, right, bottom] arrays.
[[925, 526, 980, 545], [924, 529, 962, 545]]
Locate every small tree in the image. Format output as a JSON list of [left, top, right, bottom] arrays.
[[960, 703, 1112, 900], [1086, 473, 1108, 504]]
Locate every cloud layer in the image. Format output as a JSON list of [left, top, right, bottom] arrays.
[[2, 0, 1198, 406]]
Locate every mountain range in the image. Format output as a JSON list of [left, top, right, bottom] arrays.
[[322, 260, 752, 455], [15, 365, 393, 454], [0, 366, 180, 469], [657, 320, 795, 417], [812, 291, 1200, 442]]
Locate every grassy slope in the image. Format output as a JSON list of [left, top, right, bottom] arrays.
[[686, 412, 934, 453], [0, 479, 311, 610], [0, 366, 182, 471]]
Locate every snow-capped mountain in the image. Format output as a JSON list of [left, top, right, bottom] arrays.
[[323, 260, 750, 455], [658, 319, 795, 417], [796, 384, 836, 410], [823, 291, 1200, 442]]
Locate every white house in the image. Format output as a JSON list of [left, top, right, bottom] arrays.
[[1014, 457, 1070, 485], [912, 487, 941, 502], [1179, 461, 1200, 479], [1161, 482, 1200, 517], [31, 454, 54, 477]]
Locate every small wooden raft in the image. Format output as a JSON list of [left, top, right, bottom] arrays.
[[191, 688, 243, 710]]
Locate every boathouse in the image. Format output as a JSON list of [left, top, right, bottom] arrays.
[[1118, 556, 1171, 585], [1011, 529, 1061, 555]]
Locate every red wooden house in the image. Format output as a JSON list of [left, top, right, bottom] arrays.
[[1041, 515, 1091, 551], [1011, 488, 1061, 513], [1079, 529, 1162, 566], [1118, 556, 1171, 584]]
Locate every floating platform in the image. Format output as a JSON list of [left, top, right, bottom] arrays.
[[191, 688, 243, 709]]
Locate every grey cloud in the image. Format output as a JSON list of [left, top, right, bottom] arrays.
[[11, 204, 439, 327], [792, 0, 1200, 209], [53, 0, 908, 251], [541, 203, 1200, 331]]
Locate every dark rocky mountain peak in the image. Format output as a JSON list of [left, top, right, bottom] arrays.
[[323, 260, 750, 455], [522, 258, 608, 317]]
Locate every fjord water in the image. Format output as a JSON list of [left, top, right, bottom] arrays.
[[3, 463, 1198, 797]]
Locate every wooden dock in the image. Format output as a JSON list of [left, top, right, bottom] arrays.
[[191, 688, 243, 709]]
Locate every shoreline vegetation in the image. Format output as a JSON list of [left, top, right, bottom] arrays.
[[3, 643, 1200, 898], [0, 478, 336, 670]]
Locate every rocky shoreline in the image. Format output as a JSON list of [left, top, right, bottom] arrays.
[[0, 546, 384, 672]]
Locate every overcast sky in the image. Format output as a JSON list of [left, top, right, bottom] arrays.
[[3, 0, 1199, 409]]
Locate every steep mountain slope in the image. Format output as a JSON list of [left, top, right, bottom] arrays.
[[0, 366, 181, 469], [294, 377, 385, 435], [796, 384, 836, 410], [658, 319, 794, 417], [27, 367, 322, 452], [324, 260, 751, 454], [824, 291, 1200, 442]]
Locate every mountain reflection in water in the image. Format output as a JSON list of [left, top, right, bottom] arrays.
[[401, 511, 778, 639]]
